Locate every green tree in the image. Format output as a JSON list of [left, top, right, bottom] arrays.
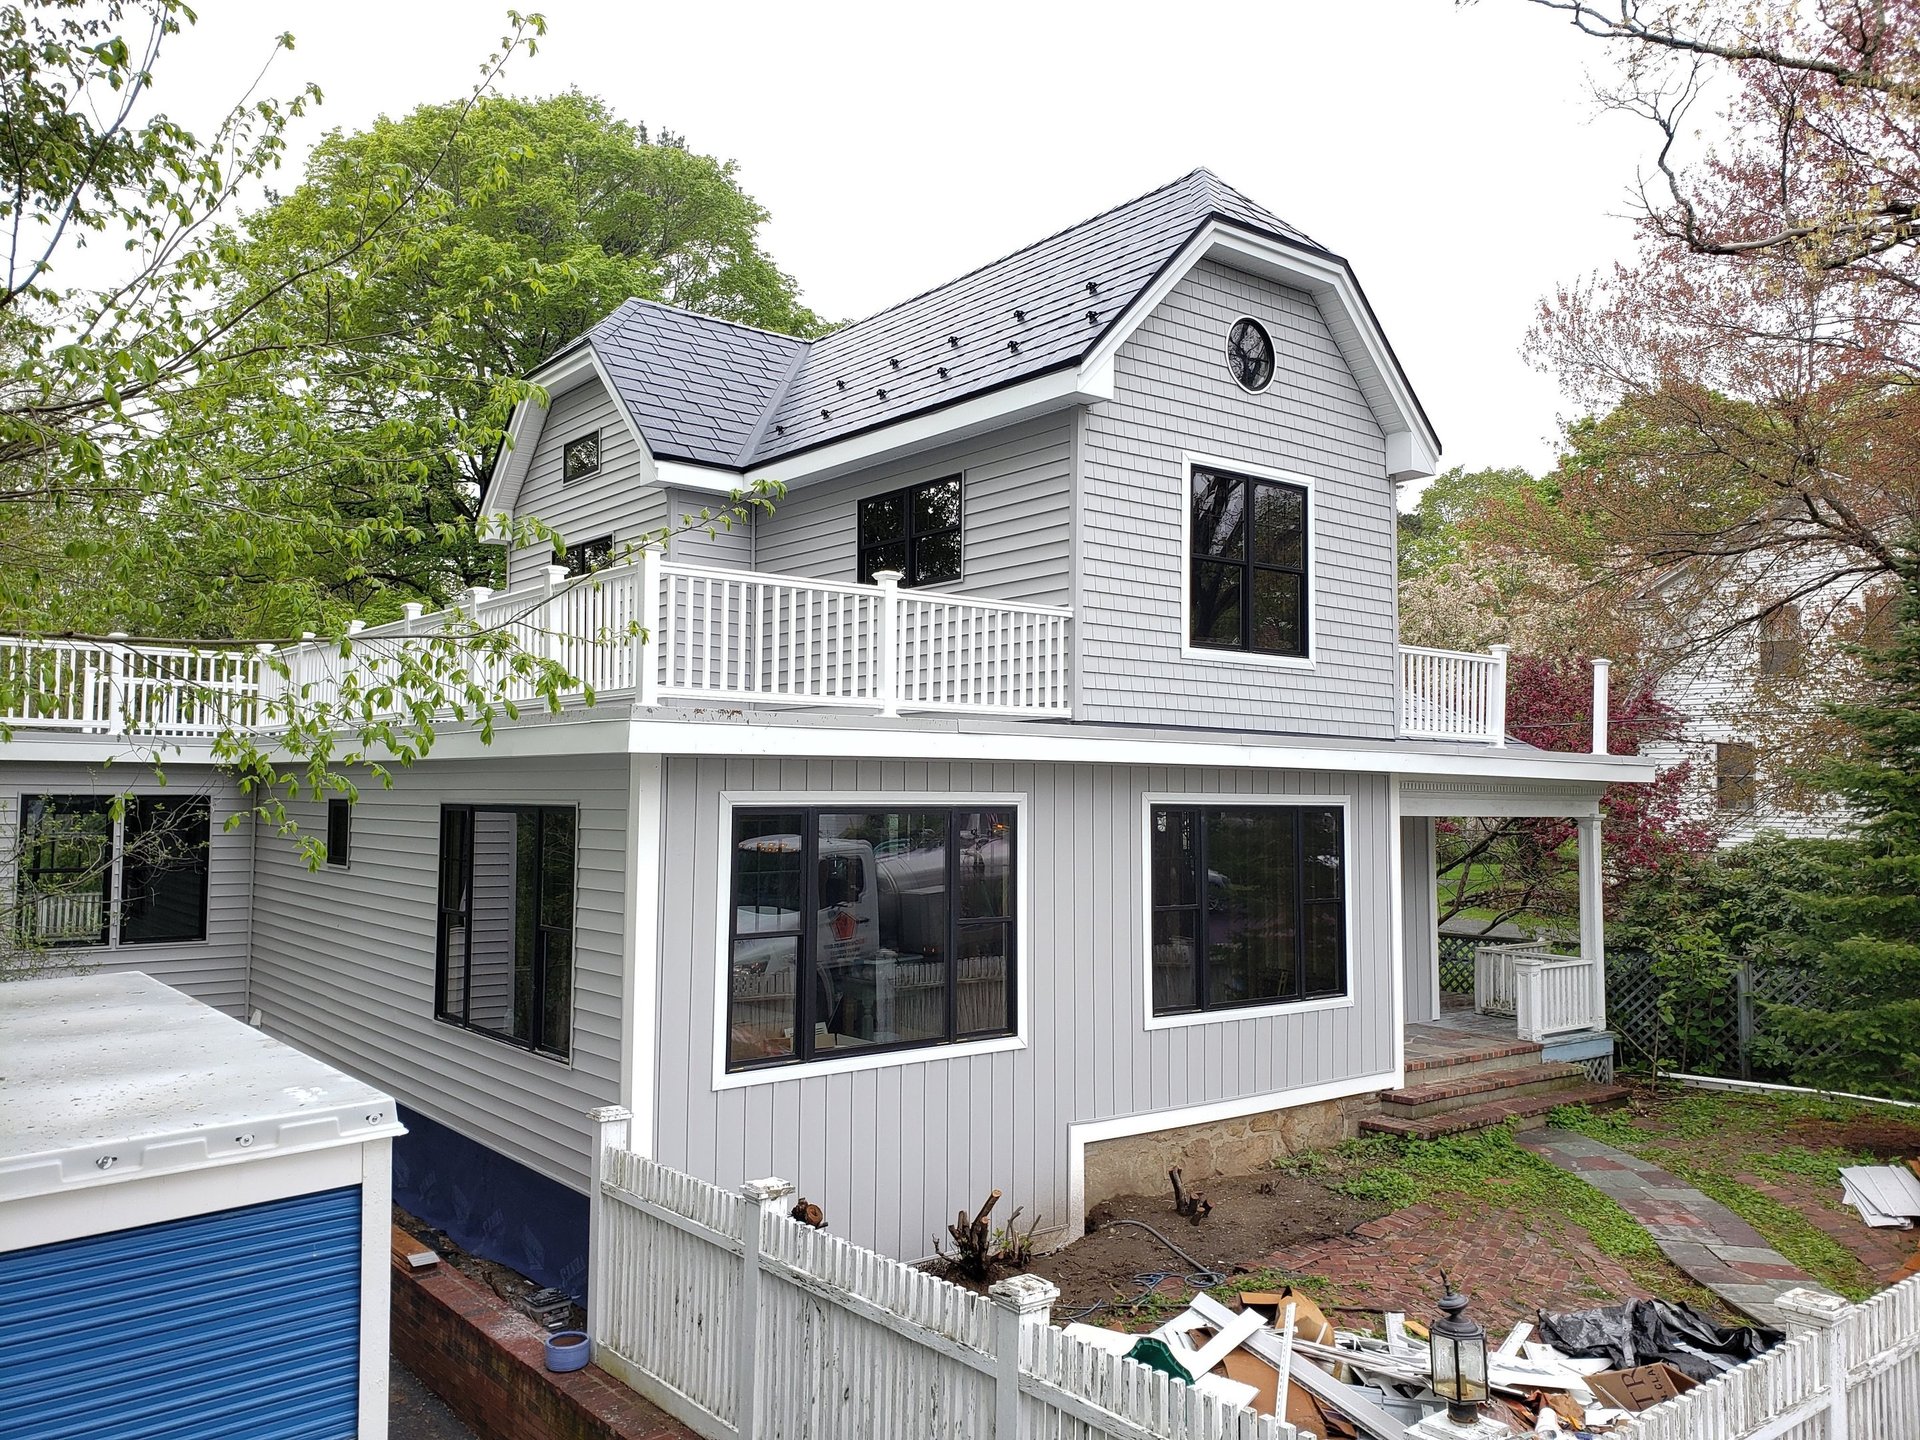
[[1772, 544, 1920, 1098], [1396, 465, 1547, 578]]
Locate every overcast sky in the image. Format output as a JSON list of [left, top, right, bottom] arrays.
[[157, 0, 1658, 482]]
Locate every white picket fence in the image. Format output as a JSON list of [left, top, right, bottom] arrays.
[[1617, 1280, 1920, 1439], [585, 1108, 1301, 1440]]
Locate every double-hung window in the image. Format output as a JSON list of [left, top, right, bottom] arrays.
[[858, 477, 962, 587], [726, 805, 1015, 1071], [16, 794, 211, 947], [1715, 742, 1757, 812], [1188, 465, 1309, 658], [435, 805, 577, 1059], [1149, 803, 1346, 1016]]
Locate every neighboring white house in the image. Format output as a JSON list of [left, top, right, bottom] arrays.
[[0, 170, 1653, 1298]]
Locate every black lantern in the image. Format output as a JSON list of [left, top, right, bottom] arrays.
[[1429, 1278, 1489, 1425]]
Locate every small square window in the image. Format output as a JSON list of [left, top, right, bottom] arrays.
[[858, 477, 961, 587], [562, 431, 601, 484], [326, 797, 351, 868]]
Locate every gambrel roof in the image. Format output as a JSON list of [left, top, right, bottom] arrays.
[[492, 168, 1438, 511]]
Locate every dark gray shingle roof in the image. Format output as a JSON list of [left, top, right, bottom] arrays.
[[572, 169, 1328, 469]]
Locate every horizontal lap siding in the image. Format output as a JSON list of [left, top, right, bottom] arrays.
[[0, 762, 252, 1015], [247, 755, 629, 1191], [1079, 259, 1397, 735], [653, 757, 1393, 1260], [752, 415, 1073, 606], [509, 379, 669, 589], [666, 486, 755, 570]]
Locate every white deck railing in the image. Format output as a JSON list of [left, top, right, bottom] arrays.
[[0, 557, 1076, 737], [1475, 940, 1602, 1040], [585, 1108, 1301, 1440], [1398, 642, 1508, 745]]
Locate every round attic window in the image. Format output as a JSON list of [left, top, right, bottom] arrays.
[[1227, 317, 1275, 394]]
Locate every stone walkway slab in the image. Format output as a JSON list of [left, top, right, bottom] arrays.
[[1521, 1129, 1839, 1328]]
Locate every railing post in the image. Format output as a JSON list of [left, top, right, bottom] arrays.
[[874, 569, 902, 717], [737, 1176, 795, 1440], [1776, 1288, 1850, 1435], [638, 549, 661, 708], [1488, 643, 1510, 747], [1513, 955, 1546, 1042], [1591, 657, 1611, 754], [584, 1104, 632, 1348], [990, 1274, 1059, 1439], [1577, 814, 1606, 1035]]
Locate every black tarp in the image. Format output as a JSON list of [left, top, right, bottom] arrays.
[[1536, 1299, 1784, 1381]]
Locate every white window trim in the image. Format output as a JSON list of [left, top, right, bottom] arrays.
[[711, 789, 1029, 1092], [1227, 315, 1275, 395], [1178, 451, 1318, 670], [1139, 790, 1355, 1033]]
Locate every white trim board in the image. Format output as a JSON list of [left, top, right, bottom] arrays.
[[481, 345, 660, 525], [1178, 451, 1319, 671], [1064, 1069, 1398, 1231], [1136, 791, 1356, 1033], [707, 789, 1031, 1093]]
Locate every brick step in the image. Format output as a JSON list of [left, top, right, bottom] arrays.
[[1377, 1062, 1592, 1119], [1402, 1038, 1544, 1081], [1359, 1083, 1630, 1141]]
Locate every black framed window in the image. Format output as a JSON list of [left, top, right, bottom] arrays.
[[1189, 466, 1309, 658], [559, 535, 613, 577], [1716, 742, 1757, 811], [325, 797, 351, 868], [1149, 804, 1345, 1015], [858, 476, 962, 587], [726, 805, 1014, 1070], [436, 805, 576, 1059], [120, 796, 210, 945], [16, 795, 113, 946], [562, 431, 600, 484]]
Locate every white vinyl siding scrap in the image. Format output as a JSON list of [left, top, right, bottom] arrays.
[[0, 762, 253, 1016], [650, 755, 1394, 1260], [246, 754, 628, 1192], [1078, 259, 1397, 736]]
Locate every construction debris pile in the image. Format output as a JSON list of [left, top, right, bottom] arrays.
[[1063, 1288, 1783, 1438], [1839, 1160, 1920, 1231]]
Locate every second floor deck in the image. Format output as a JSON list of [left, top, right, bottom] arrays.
[[0, 555, 1525, 747]]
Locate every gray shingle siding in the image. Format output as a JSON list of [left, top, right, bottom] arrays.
[[508, 377, 668, 588], [1076, 259, 1397, 736], [753, 415, 1073, 606]]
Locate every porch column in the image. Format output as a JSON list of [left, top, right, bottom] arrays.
[[1577, 814, 1607, 1033]]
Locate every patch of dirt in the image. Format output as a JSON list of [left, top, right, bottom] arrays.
[[1025, 1170, 1383, 1317], [1785, 1114, 1920, 1158], [394, 1205, 585, 1334]]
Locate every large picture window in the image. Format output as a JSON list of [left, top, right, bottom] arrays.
[[1188, 466, 1309, 658], [726, 805, 1015, 1071], [858, 476, 962, 587], [15, 794, 210, 948], [436, 805, 577, 1059], [1149, 803, 1346, 1016]]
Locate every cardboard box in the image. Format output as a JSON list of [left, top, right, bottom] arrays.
[[1588, 1362, 1700, 1412]]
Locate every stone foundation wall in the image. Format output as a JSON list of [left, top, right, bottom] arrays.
[[1083, 1091, 1380, 1212]]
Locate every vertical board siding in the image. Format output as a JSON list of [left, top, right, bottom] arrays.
[[752, 415, 1074, 607], [1079, 259, 1397, 735], [1400, 816, 1439, 1025], [508, 378, 670, 589], [0, 761, 252, 1015], [654, 756, 1394, 1259], [247, 755, 629, 1190]]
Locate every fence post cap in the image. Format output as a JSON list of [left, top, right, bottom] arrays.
[[989, 1274, 1061, 1314], [586, 1104, 635, 1124], [871, 569, 903, 588], [1775, 1287, 1848, 1326], [741, 1176, 796, 1203]]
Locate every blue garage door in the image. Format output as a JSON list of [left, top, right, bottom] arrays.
[[0, 1185, 362, 1440]]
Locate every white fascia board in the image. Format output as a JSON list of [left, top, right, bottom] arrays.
[[1080, 222, 1441, 482], [656, 460, 746, 496], [747, 364, 1113, 490], [480, 345, 659, 526]]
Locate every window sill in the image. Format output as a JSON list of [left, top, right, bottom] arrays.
[[713, 1031, 1025, 1091], [1178, 643, 1316, 671], [433, 1014, 574, 1069], [1144, 992, 1353, 1032]]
